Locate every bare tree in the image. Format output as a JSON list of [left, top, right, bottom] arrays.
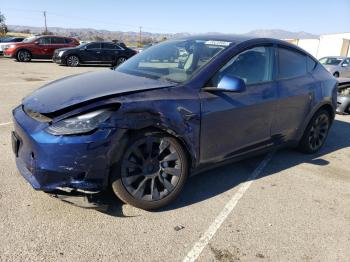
[[0, 11, 8, 36]]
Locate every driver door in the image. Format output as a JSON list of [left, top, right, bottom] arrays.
[[199, 45, 277, 163]]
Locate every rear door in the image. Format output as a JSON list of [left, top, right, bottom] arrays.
[[271, 46, 314, 140], [101, 43, 121, 62], [200, 45, 278, 163], [80, 43, 102, 63], [49, 37, 67, 56]]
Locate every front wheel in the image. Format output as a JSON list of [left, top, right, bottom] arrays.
[[66, 55, 80, 67], [298, 109, 331, 154], [16, 50, 31, 62], [111, 132, 189, 210]]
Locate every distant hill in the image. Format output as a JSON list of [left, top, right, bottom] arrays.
[[8, 25, 318, 43]]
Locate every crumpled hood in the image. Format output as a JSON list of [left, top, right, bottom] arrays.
[[23, 70, 174, 114]]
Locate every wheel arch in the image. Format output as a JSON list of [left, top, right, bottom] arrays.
[[15, 48, 32, 57], [107, 123, 196, 186], [123, 125, 195, 168], [297, 101, 335, 141]]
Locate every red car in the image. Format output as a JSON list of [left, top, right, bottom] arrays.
[[3, 35, 79, 62]]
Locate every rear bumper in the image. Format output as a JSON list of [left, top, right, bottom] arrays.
[[12, 106, 125, 192]]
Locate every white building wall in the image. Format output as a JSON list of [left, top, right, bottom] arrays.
[[285, 33, 350, 59], [297, 39, 319, 57], [317, 37, 345, 58]]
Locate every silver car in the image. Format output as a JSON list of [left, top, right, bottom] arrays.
[[319, 56, 350, 78]]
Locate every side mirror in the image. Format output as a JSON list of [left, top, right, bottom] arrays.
[[342, 63, 349, 67], [34, 41, 39, 45], [204, 76, 246, 93]]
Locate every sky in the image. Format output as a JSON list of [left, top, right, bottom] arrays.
[[1, 0, 350, 34]]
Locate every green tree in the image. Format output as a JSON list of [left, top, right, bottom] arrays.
[[0, 11, 8, 36]]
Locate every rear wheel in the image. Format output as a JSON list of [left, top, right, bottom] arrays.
[[298, 109, 331, 154], [111, 132, 189, 210], [114, 56, 126, 66], [16, 50, 31, 62], [66, 55, 79, 67]]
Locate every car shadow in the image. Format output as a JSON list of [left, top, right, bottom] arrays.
[[62, 118, 350, 217]]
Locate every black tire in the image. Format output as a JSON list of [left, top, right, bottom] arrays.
[[298, 109, 331, 154], [111, 131, 189, 210], [16, 50, 31, 62], [114, 56, 127, 66], [333, 72, 339, 78], [66, 55, 80, 67]]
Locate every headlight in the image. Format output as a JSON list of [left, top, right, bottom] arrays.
[[46, 109, 112, 135], [58, 51, 65, 57], [9, 44, 16, 49]]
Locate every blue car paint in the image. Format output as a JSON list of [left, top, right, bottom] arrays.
[[12, 35, 337, 193]]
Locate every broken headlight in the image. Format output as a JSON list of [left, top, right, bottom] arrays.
[[46, 109, 112, 135]]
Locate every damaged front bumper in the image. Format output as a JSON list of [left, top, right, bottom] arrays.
[[12, 106, 124, 194]]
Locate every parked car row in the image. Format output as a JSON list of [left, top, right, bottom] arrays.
[[0, 37, 25, 55], [2, 35, 137, 66], [319, 56, 350, 78]]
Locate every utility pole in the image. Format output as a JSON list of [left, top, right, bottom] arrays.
[[139, 26, 142, 47], [43, 11, 47, 34]]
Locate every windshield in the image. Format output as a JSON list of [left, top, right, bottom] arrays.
[[319, 57, 343, 66], [23, 36, 38, 43], [116, 39, 231, 83]]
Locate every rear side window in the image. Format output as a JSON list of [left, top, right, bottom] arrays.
[[64, 38, 73, 44], [50, 37, 65, 44], [278, 47, 307, 79], [102, 43, 117, 49], [87, 43, 101, 49], [307, 56, 317, 72]]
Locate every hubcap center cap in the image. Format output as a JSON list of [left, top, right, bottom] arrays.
[[144, 160, 160, 174]]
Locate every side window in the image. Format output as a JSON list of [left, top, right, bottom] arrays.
[[342, 58, 350, 66], [307, 56, 317, 72], [212, 46, 274, 86], [278, 47, 307, 79], [38, 37, 50, 44], [87, 43, 101, 49], [50, 37, 65, 44], [64, 38, 72, 44], [102, 43, 117, 49]]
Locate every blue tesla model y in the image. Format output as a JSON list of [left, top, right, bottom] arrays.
[[12, 35, 337, 210]]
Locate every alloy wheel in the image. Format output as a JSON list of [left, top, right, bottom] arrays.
[[117, 57, 126, 65], [308, 113, 329, 151], [18, 50, 31, 62], [66, 56, 79, 67], [121, 136, 182, 201]]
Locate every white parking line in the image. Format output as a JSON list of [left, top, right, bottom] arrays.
[[0, 122, 12, 127], [183, 152, 275, 262]]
